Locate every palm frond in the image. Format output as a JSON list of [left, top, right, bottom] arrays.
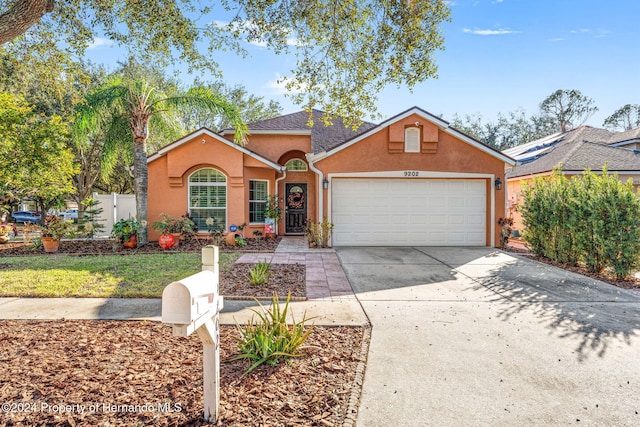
[[154, 86, 248, 143]]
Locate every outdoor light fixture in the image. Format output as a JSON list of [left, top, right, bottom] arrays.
[[323, 178, 329, 190], [494, 177, 502, 190]]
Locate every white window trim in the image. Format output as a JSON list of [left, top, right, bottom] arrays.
[[249, 179, 269, 225], [188, 168, 227, 232], [405, 127, 421, 153]]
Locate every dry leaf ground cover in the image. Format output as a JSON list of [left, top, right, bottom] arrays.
[[0, 237, 281, 256], [0, 238, 366, 425], [0, 320, 369, 426], [221, 263, 306, 300]]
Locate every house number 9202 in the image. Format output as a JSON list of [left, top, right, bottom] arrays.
[[404, 171, 419, 177]]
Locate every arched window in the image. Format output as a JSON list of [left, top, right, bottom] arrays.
[[188, 168, 227, 231], [405, 127, 420, 153], [285, 158, 308, 171]]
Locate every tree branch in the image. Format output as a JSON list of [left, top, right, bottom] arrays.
[[0, 0, 55, 45]]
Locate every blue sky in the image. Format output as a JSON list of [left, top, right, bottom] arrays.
[[84, 0, 640, 127]]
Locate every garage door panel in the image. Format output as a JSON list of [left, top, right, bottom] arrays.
[[448, 215, 465, 225], [332, 178, 487, 246], [467, 215, 484, 225]]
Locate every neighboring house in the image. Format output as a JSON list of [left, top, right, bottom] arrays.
[[147, 107, 515, 246], [504, 125, 640, 232]]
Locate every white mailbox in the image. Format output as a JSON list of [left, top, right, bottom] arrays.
[[161, 246, 222, 423], [162, 270, 220, 325]]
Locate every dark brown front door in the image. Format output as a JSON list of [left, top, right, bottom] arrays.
[[285, 183, 307, 234]]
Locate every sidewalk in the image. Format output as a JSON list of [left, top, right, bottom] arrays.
[[0, 237, 369, 327]]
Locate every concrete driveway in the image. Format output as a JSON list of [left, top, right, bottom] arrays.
[[337, 247, 640, 426]]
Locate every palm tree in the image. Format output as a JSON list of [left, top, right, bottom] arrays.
[[76, 75, 248, 245]]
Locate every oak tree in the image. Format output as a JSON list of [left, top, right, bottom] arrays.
[[0, 0, 451, 125]]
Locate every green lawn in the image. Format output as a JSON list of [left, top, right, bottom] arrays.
[[0, 252, 238, 298]]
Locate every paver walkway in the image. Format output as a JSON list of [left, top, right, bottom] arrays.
[[237, 237, 354, 301]]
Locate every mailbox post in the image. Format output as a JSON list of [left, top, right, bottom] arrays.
[[162, 245, 222, 423]]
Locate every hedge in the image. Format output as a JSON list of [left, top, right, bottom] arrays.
[[520, 167, 640, 279]]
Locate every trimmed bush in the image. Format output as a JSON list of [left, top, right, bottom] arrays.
[[520, 167, 640, 279]]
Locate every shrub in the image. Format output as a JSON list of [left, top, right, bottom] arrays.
[[520, 167, 640, 278], [304, 217, 334, 248], [227, 292, 314, 376]]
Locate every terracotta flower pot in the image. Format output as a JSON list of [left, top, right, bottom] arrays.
[[170, 233, 181, 248], [225, 232, 237, 246], [123, 235, 138, 249], [42, 237, 61, 253]]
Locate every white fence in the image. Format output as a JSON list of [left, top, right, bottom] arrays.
[[93, 193, 136, 237]]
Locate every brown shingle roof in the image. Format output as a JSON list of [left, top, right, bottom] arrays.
[[506, 126, 640, 179], [229, 109, 377, 154]]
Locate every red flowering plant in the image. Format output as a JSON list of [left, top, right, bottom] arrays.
[[40, 215, 73, 239]]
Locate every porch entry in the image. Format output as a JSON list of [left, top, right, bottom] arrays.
[[285, 183, 307, 234]]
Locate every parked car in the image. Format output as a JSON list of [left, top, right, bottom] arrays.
[[11, 211, 41, 223], [61, 209, 78, 220]]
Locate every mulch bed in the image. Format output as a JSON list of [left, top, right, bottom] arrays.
[[0, 237, 281, 256], [0, 320, 369, 426], [221, 263, 306, 300]]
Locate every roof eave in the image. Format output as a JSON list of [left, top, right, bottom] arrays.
[[147, 128, 285, 171], [321, 106, 516, 165]]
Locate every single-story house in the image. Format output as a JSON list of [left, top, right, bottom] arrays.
[[147, 107, 515, 246], [504, 125, 640, 231]]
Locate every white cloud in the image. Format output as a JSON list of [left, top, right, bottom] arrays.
[[462, 28, 519, 36], [569, 28, 609, 38], [265, 74, 296, 95], [548, 37, 565, 42], [87, 37, 113, 49]]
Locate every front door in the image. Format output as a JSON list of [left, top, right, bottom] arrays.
[[285, 183, 307, 234]]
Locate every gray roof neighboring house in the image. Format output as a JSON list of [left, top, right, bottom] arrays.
[[505, 126, 640, 179], [223, 109, 378, 154]]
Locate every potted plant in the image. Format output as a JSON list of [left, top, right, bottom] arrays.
[[224, 222, 246, 246], [40, 215, 73, 253], [0, 223, 14, 244], [263, 195, 281, 238], [303, 217, 334, 248], [111, 218, 142, 248], [152, 213, 197, 248]]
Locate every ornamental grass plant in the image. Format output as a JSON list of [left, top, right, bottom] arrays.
[[247, 260, 272, 286], [228, 292, 314, 376]]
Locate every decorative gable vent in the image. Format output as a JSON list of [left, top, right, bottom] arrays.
[[388, 118, 439, 154], [405, 127, 421, 153]]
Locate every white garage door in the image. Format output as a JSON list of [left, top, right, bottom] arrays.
[[331, 178, 487, 246]]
